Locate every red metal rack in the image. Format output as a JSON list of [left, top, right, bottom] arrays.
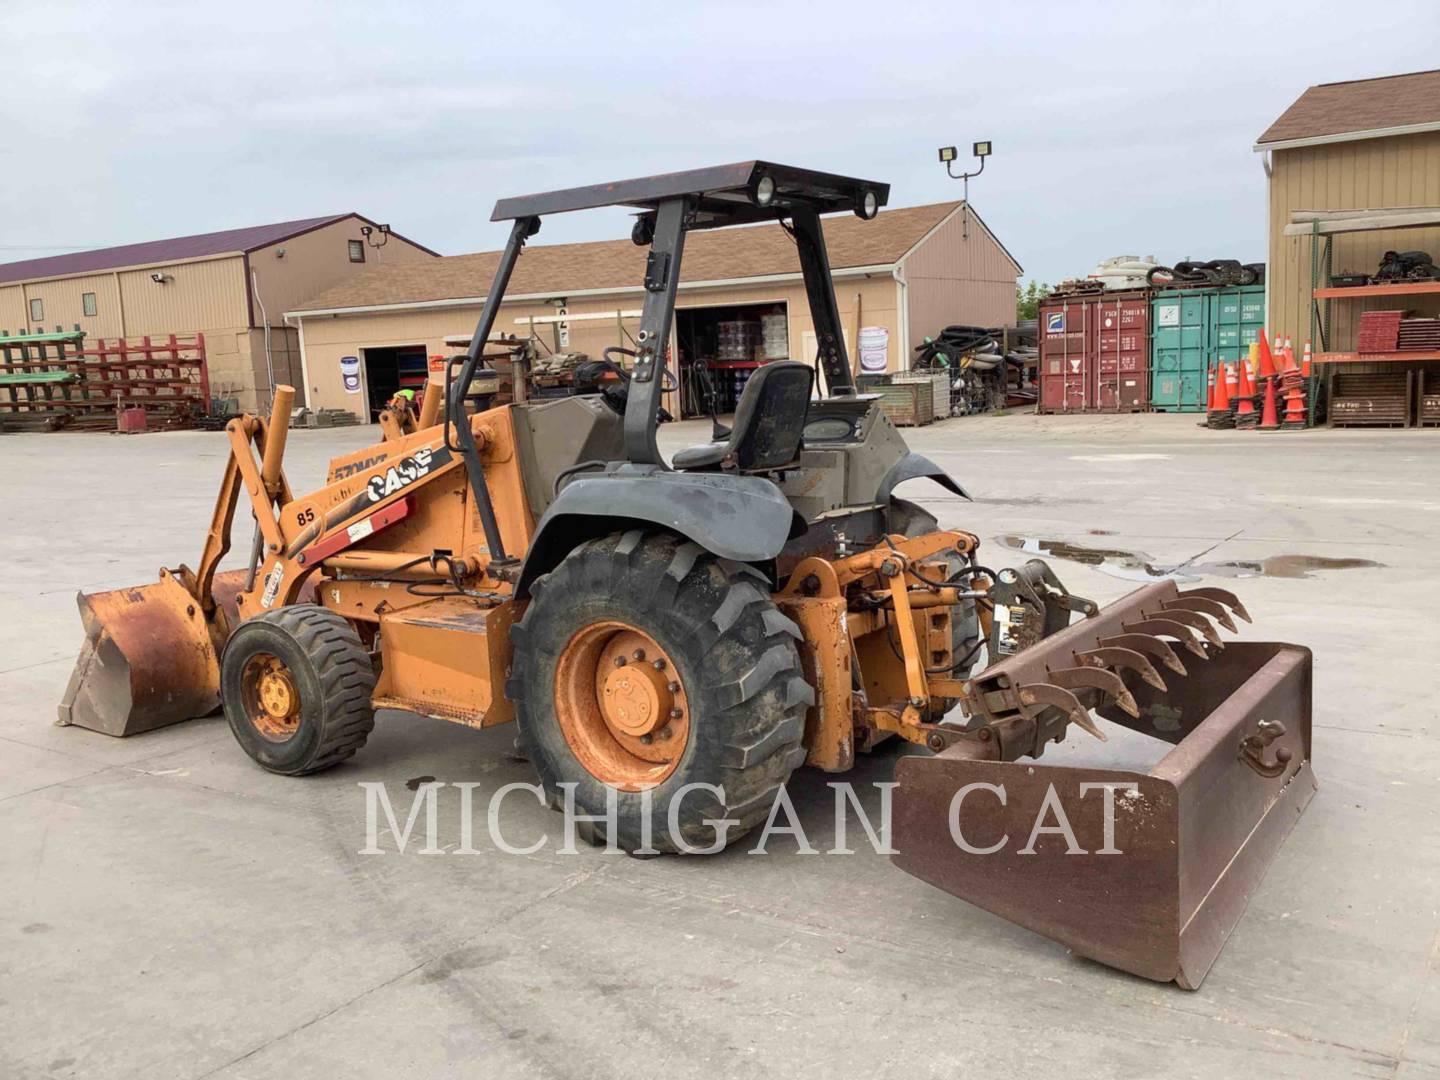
[[0, 331, 210, 432]]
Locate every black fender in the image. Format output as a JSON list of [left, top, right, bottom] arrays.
[[877, 452, 970, 505], [515, 468, 805, 596]]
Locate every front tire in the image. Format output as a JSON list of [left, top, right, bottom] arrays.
[[221, 605, 376, 775], [509, 531, 812, 853]]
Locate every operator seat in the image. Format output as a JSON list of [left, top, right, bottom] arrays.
[[672, 361, 814, 472]]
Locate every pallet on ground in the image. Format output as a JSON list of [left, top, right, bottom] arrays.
[[1329, 371, 1413, 427], [1420, 370, 1440, 427]]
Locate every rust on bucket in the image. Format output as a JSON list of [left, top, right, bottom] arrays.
[[56, 568, 254, 737], [893, 641, 1315, 989]]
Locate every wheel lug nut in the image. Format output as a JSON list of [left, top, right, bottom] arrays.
[[669, 707, 683, 720], [639, 734, 653, 745], [631, 648, 646, 661], [614, 657, 627, 667], [666, 681, 680, 694], [652, 658, 666, 671]]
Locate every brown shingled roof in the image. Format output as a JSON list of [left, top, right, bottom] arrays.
[[290, 201, 977, 314], [1257, 69, 1440, 146]]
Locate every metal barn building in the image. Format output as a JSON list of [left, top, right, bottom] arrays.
[[0, 216, 437, 410], [1259, 69, 1440, 350], [285, 200, 1021, 418]]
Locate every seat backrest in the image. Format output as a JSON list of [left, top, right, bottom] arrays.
[[728, 361, 814, 471]]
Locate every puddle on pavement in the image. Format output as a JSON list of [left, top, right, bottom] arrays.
[[996, 535, 1381, 582]]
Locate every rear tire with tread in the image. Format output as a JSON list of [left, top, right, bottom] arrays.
[[509, 531, 812, 853]]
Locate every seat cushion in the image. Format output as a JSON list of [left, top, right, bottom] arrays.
[[671, 441, 729, 470]]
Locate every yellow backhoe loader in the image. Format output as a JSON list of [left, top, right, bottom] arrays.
[[57, 163, 1315, 989]]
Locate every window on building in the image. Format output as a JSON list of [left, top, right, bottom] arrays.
[[348, 239, 365, 263], [82, 292, 98, 317], [29, 298, 43, 322]]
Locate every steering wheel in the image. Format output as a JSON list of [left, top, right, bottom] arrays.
[[603, 345, 677, 391], [602, 346, 637, 374]]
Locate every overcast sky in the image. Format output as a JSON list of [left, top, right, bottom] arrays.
[[4, 1, 1438, 285]]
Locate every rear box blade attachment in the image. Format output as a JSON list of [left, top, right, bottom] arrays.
[[56, 568, 253, 737], [892, 640, 1315, 989]]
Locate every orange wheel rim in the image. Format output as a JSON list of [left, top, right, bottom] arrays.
[[554, 621, 691, 790], [241, 652, 301, 742]]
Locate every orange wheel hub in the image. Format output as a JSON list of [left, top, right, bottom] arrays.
[[554, 621, 691, 790], [241, 652, 301, 741]]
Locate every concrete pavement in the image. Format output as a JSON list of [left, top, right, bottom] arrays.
[[2, 413, 1436, 1079]]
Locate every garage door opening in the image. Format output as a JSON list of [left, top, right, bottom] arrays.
[[360, 344, 429, 420], [675, 302, 788, 419]]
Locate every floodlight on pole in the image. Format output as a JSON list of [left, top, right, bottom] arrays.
[[936, 140, 992, 238]]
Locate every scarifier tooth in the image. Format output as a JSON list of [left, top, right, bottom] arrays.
[[1016, 683, 1106, 741], [1075, 646, 1168, 692], [1162, 596, 1237, 633], [1123, 618, 1209, 659], [1177, 586, 1252, 624], [1146, 606, 1223, 648], [1048, 666, 1140, 719], [1098, 633, 1188, 677]]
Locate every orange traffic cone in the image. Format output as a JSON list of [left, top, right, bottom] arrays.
[[1235, 356, 1258, 427], [1256, 330, 1277, 379], [1259, 376, 1280, 431], [1283, 337, 1295, 371], [1282, 381, 1307, 428], [1224, 362, 1238, 404], [1301, 342, 1313, 378], [1208, 364, 1233, 428], [1255, 332, 1278, 377]]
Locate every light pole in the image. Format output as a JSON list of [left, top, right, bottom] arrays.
[[937, 141, 992, 239]]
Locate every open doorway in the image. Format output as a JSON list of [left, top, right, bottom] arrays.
[[360, 344, 429, 421], [674, 301, 788, 419]]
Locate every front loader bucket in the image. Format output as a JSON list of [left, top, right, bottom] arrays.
[[893, 639, 1315, 989], [56, 568, 252, 737]]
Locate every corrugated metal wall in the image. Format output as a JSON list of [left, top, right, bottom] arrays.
[[1267, 130, 1440, 349], [247, 218, 435, 328], [900, 206, 1020, 352], [1, 255, 252, 339], [115, 256, 250, 334], [0, 228, 435, 409], [0, 272, 126, 338]]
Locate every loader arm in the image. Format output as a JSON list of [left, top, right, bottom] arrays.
[[58, 387, 523, 737]]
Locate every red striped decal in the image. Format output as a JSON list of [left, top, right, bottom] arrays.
[[297, 496, 413, 566]]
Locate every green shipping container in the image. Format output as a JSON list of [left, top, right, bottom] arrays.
[[1150, 284, 1265, 412]]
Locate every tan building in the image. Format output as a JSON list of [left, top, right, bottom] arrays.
[[0, 215, 437, 409], [286, 200, 1020, 417], [1258, 69, 1440, 350]]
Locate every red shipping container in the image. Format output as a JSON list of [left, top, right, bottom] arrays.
[[1037, 290, 1151, 413]]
